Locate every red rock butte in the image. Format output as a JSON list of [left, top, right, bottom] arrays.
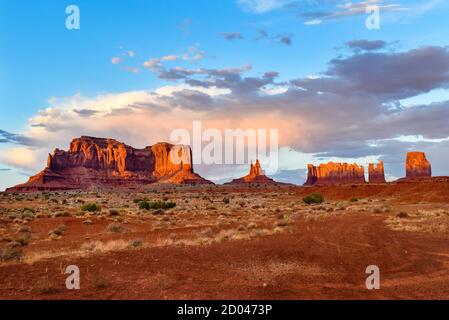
[[304, 162, 366, 186], [368, 161, 386, 183], [6, 136, 212, 192], [225, 160, 280, 185], [406, 152, 432, 179]]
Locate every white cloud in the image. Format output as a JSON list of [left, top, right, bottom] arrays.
[[304, 19, 322, 26], [111, 57, 123, 64], [161, 55, 178, 61], [237, 0, 288, 13]]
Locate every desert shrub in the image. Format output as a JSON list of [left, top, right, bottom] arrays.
[[93, 276, 109, 290], [18, 226, 32, 233], [276, 220, 289, 227], [139, 200, 176, 210], [49, 224, 66, 236], [350, 198, 359, 202], [109, 209, 120, 216], [15, 234, 30, 246], [128, 239, 142, 248], [81, 203, 102, 212], [397, 211, 409, 218], [34, 279, 57, 294], [222, 197, 230, 204], [0, 247, 21, 261], [23, 207, 35, 214], [303, 193, 324, 205], [106, 223, 124, 233], [139, 200, 150, 210]]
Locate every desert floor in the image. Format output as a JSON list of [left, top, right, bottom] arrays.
[[1, 179, 449, 299]]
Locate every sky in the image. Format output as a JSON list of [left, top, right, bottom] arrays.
[[1, 0, 449, 190]]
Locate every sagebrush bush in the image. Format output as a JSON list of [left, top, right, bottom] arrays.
[[303, 193, 324, 204], [139, 200, 176, 210], [0, 247, 21, 262], [81, 203, 102, 212], [106, 223, 124, 233]]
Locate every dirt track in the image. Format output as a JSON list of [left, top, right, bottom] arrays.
[[1, 212, 448, 300]]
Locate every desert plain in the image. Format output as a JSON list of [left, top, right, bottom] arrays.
[[1, 179, 449, 300]]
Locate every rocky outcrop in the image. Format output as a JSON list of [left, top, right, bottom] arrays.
[[225, 160, 280, 185], [406, 152, 431, 179], [6, 136, 211, 192], [369, 161, 386, 183], [304, 162, 366, 186]]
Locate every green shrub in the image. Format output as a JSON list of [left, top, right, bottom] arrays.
[[139, 200, 176, 210], [303, 193, 324, 205], [81, 203, 102, 212]]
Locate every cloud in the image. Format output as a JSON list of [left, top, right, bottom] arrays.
[[0, 129, 36, 146], [237, 0, 289, 13], [275, 33, 293, 46], [221, 32, 244, 40], [124, 67, 141, 74], [111, 57, 123, 64], [3, 44, 449, 183], [161, 55, 178, 61], [345, 39, 388, 51], [143, 45, 205, 73], [300, 0, 409, 25], [0, 146, 45, 172], [254, 30, 294, 46], [292, 46, 449, 101], [256, 29, 268, 40]]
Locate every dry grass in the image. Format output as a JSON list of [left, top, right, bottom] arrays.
[[385, 208, 449, 234]]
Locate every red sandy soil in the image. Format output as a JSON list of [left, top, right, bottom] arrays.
[[1, 179, 449, 300]]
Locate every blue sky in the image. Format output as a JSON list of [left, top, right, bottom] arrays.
[[1, 0, 449, 190]]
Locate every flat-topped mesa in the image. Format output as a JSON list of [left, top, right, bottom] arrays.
[[406, 152, 431, 179], [225, 159, 279, 185], [48, 136, 193, 175], [369, 161, 386, 183], [304, 162, 366, 186], [7, 136, 211, 192]]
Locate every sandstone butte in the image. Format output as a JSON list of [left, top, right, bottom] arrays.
[[304, 162, 366, 186], [368, 161, 386, 183], [406, 151, 432, 178], [6, 136, 212, 192], [225, 160, 281, 185]]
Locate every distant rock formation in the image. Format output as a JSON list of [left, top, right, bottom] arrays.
[[6, 136, 212, 192], [304, 162, 366, 185], [406, 152, 432, 178], [225, 160, 279, 185], [369, 161, 386, 183]]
